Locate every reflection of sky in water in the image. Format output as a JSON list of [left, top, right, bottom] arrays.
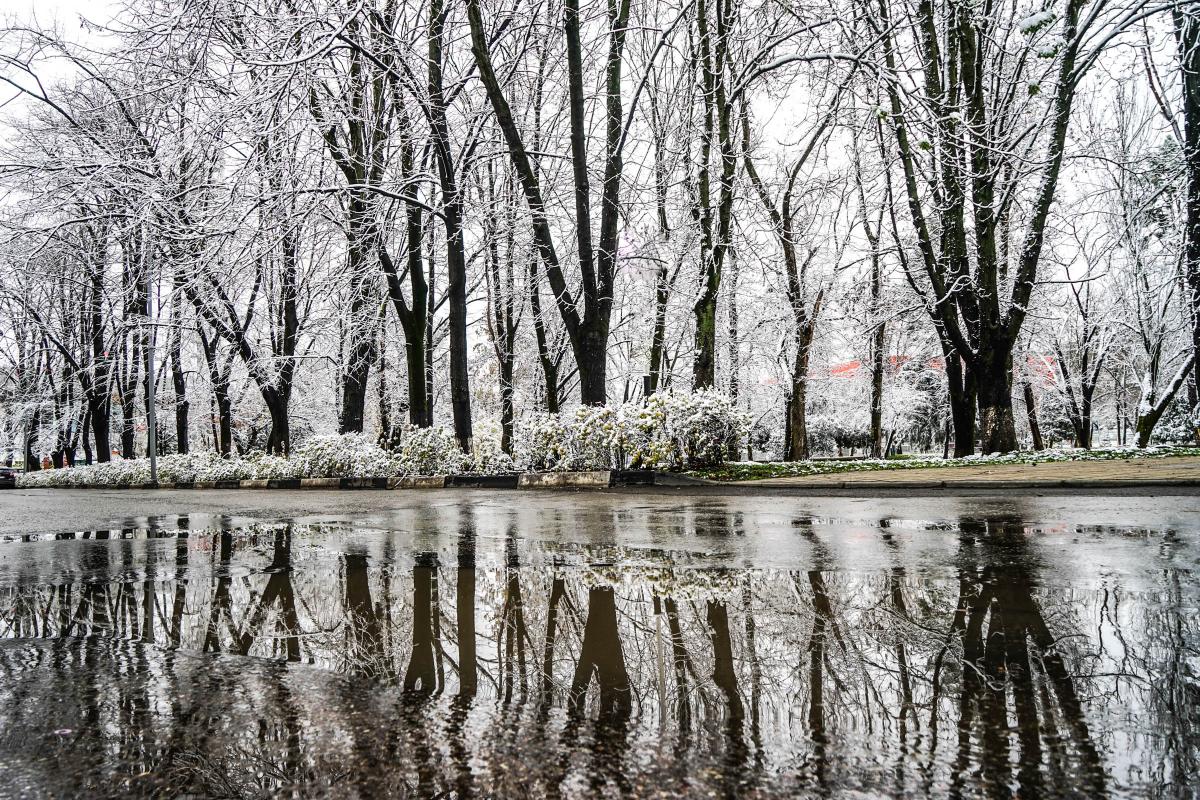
[[0, 509, 1196, 798]]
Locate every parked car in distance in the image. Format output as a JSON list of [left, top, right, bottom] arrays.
[[0, 466, 16, 489]]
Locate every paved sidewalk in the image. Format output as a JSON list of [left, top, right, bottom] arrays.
[[749, 455, 1200, 489]]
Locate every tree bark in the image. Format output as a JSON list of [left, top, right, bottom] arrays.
[[168, 294, 188, 454], [1178, 7, 1200, 401], [528, 257, 561, 414], [1022, 381, 1045, 451], [430, 0, 472, 450], [379, 133, 431, 429], [691, 0, 737, 391], [338, 198, 377, 435], [786, 305, 821, 461], [975, 345, 1017, 454], [25, 408, 40, 472], [944, 348, 977, 458]]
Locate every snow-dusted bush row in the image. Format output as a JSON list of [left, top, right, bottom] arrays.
[[518, 391, 748, 471], [17, 391, 748, 487], [15, 428, 501, 488]]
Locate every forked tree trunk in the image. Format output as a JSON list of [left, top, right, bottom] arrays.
[[1135, 354, 1197, 447], [466, 0, 628, 408]]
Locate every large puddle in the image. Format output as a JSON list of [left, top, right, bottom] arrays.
[[0, 501, 1196, 798]]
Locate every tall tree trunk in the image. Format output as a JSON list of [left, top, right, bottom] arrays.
[[380, 132, 431, 430], [975, 343, 1016, 454], [1179, 7, 1200, 399], [786, 309, 821, 461], [88, 393, 110, 463], [466, 0, 628, 407], [647, 91, 674, 397], [869, 327, 885, 459], [25, 408, 40, 472], [430, 0, 472, 450], [215, 388, 233, 457], [691, 0, 737, 391], [169, 295, 188, 454], [648, 262, 670, 396], [339, 202, 377, 435], [1022, 381, 1044, 451], [80, 410, 93, 465], [945, 349, 977, 458], [528, 257, 561, 413], [120, 383, 137, 459]]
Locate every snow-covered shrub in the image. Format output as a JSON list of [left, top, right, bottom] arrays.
[[390, 425, 467, 475], [657, 390, 746, 468], [291, 434, 399, 478], [462, 436, 516, 474], [806, 413, 870, 455], [517, 413, 573, 471], [516, 391, 746, 471], [571, 405, 624, 469], [17, 392, 749, 487], [518, 405, 630, 471]]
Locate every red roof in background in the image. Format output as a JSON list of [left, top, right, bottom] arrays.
[[822, 355, 941, 379], [821, 353, 1055, 382]]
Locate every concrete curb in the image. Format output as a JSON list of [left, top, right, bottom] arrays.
[[518, 470, 613, 488], [389, 476, 447, 489], [445, 474, 520, 489]]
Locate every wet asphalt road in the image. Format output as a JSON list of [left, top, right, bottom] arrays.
[[2, 485, 1198, 542]]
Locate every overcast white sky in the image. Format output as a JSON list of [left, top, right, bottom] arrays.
[[1, 0, 118, 114], [10, 0, 116, 25]]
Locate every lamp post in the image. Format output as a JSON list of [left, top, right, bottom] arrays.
[[143, 232, 158, 485], [146, 321, 158, 485]]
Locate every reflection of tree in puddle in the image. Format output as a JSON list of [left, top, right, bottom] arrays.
[[943, 518, 1108, 799], [0, 513, 1195, 797]]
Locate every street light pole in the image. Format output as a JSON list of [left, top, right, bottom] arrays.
[[146, 323, 158, 484], [144, 233, 158, 485]]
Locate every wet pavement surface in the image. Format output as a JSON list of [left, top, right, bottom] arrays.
[[0, 491, 1197, 798]]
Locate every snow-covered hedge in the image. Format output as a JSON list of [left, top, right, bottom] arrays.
[[518, 391, 748, 471], [16, 391, 748, 487]]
